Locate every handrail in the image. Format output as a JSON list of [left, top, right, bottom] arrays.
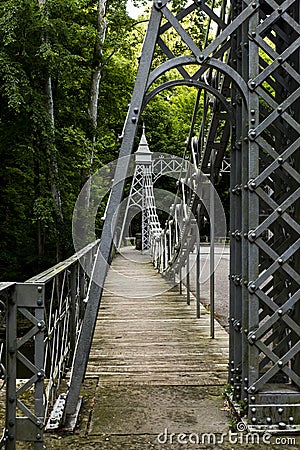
[[26, 241, 99, 283], [2, 241, 100, 449]]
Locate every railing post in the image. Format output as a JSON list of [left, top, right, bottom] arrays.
[[69, 265, 77, 364], [210, 151, 215, 339], [186, 250, 190, 306], [6, 284, 45, 450], [6, 288, 17, 450], [196, 232, 201, 319]]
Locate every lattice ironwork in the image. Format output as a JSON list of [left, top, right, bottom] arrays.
[[3, 242, 98, 449], [236, 0, 300, 431]]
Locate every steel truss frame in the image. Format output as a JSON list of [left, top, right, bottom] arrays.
[[2, 0, 300, 442], [95, 0, 300, 431]]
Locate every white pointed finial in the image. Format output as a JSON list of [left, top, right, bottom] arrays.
[[135, 123, 152, 163]]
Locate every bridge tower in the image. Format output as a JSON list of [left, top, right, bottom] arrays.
[[118, 126, 161, 251]]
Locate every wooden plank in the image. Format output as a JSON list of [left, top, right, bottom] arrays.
[[87, 248, 229, 386]]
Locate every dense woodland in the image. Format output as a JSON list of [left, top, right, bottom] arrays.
[[0, 0, 228, 281]]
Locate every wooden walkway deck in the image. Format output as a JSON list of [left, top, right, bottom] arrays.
[[77, 246, 231, 446], [86, 247, 229, 386]]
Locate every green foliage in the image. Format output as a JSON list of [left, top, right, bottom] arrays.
[[0, 0, 230, 281], [0, 0, 135, 280]]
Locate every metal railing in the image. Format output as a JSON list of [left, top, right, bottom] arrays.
[[1, 241, 99, 449]]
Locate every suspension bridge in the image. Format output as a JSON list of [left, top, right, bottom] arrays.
[[1, 0, 300, 447]]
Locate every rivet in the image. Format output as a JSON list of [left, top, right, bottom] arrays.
[[36, 433, 42, 440], [277, 207, 283, 214], [278, 407, 284, 414], [278, 7, 282, 13], [278, 422, 286, 429], [278, 258, 284, 265], [244, 377, 248, 383], [278, 309, 283, 315], [250, 109, 255, 115], [249, 81, 256, 89], [278, 360, 283, 367], [8, 420, 14, 427], [277, 106, 283, 113], [198, 54, 205, 62], [251, 407, 256, 413], [37, 299, 43, 306], [9, 397, 15, 403], [248, 231, 256, 242], [251, 31, 256, 37], [289, 416, 294, 423], [251, 118, 255, 124], [249, 129, 256, 139], [133, 107, 139, 114], [251, 396, 256, 402], [131, 117, 137, 123], [252, 2, 257, 7], [278, 156, 284, 165], [278, 56, 283, 63], [251, 417, 257, 423], [248, 282, 256, 293], [266, 417, 272, 424]]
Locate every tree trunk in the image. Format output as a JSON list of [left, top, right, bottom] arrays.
[[88, 0, 108, 160], [38, 0, 64, 262]]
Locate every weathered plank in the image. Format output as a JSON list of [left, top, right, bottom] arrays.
[[86, 247, 229, 386]]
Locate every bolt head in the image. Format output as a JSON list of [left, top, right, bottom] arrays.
[[278, 156, 284, 165]]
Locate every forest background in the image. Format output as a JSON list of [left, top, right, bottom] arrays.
[[0, 0, 229, 281]]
